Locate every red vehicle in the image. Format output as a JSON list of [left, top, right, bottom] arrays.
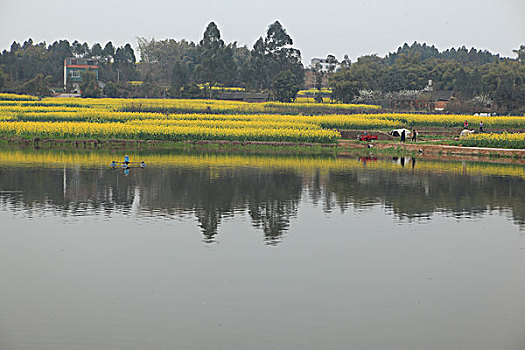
[[357, 132, 378, 142]]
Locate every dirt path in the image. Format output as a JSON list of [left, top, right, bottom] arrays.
[[337, 140, 525, 165], [338, 139, 525, 157]]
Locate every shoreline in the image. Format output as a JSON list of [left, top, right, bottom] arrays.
[[1, 137, 524, 165], [338, 140, 525, 156]]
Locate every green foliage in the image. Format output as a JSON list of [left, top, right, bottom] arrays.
[[182, 83, 203, 99], [103, 81, 118, 97], [329, 65, 364, 103], [0, 67, 5, 91], [137, 37, 198, 86], [103, 42, 115, 59], [171, 61, 189, 97], [0, 39, 136, 93], [273, 70, 300, 102], [18, 74, 53, 96], [329, 43, 525, 112], [325, 54, 338, 73], [72, 40, 89, 57], [194, 22, 236, 86], [91, 43, 103, 58], [140, 71, 160, 98], [135, 21, 304, 94], [386, 42, 500, 65], [311, 62, 324, 94], [1, 35, 522, 112], [252, 21, 304, 88], [80, 70, 100, 98]]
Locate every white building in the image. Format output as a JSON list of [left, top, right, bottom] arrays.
[[310, 58, 341, 72]]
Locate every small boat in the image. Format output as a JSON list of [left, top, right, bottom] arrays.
[[110, 159, 146, 169]]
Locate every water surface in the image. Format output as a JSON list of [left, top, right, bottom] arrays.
[[0, 149, 524, 349]]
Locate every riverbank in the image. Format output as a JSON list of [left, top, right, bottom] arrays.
[[338, 141, 525, 164], [0, 138, 339, 156], [2, 136, 524, 165]]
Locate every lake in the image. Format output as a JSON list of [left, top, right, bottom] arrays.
[[0, 149, 524, 350]]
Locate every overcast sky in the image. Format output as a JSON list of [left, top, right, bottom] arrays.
[[1, 0, 524, 64]]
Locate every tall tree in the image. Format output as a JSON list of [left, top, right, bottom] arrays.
[[103, 42, 115, 61], [137, 37, 199, 84], [340, 54, 351, 68], [0, 67, 6, 91], [264, 21, 303, 85], [273, 69, 300, 102], [249, 37, 269, 90], [195, 22, 235, 86], [250, 21, 304, 91], [326, 54, 338, 73], [171, 61, 189, 97], [311, 62, 324, 102], [72, 40, 86, 57], [80, 70, 100, 97], [91, 43, 103, 58], [453, 67, 472, 98], [329, 63, 366, 103]]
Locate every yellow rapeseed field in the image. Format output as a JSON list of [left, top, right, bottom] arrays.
[[0, 120, 340, 143], [0, 94, 524, 146], [460, 132, 525, 149], [0, 93, 39, 101]]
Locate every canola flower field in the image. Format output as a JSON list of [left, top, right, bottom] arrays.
[[0, 120, 339, 143], [459, 132, 525, 149], [0, 93, 39, 101], [0, 96, 381, 114], [0, 94, 523, 147]]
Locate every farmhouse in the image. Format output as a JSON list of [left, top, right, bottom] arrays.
[[63, 58, 99, 92], [418, 90, 455, 111], [390, 90, 455, 112]]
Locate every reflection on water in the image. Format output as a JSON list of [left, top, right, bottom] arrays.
[[0, 149, 524, 243], [1, 149, 525, 350]]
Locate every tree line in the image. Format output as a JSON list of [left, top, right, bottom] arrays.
[[329, 42, 525, 113], [0, 21, 304, 102], [0, 38, 137, 96], [0, 25, 523, 111], [136, 21, 304, 101]]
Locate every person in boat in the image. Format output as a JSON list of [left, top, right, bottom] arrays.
[[124, 155, 130, 165], [140, 161, 146, 168], [110, 160, 116, 168]]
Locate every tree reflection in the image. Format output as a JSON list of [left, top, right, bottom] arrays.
[[0, 158, 524, 243], [246, 172, 302, 245]]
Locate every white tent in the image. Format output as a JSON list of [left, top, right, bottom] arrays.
[[390, 129, 412, 137]]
